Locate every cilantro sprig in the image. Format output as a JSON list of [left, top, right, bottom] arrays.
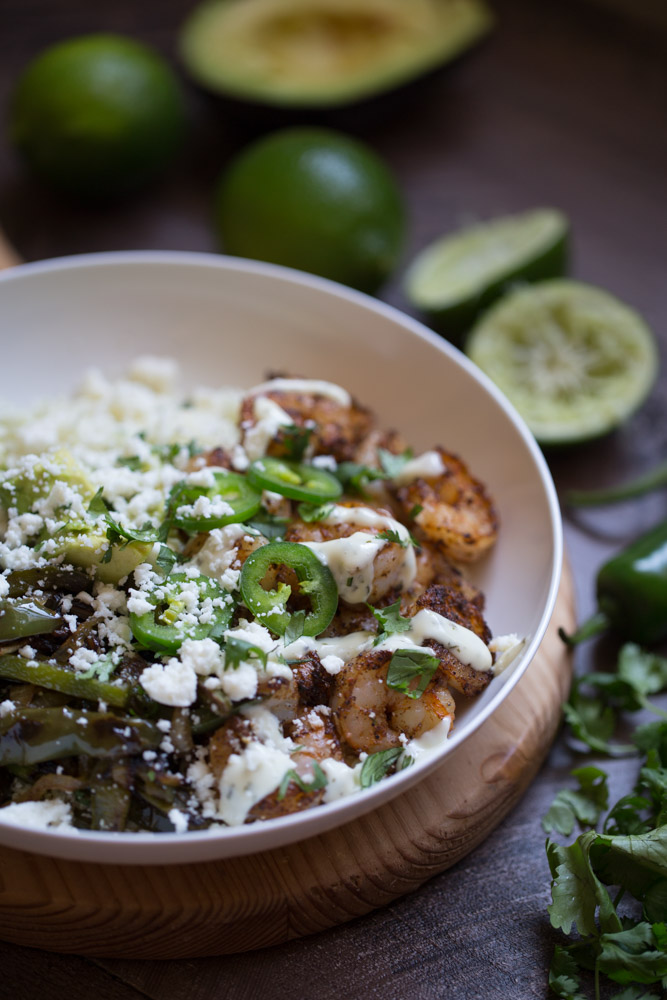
[[545, 643, 667, 999], [369, 600, 412, 646], [88, 488, 177, 576]]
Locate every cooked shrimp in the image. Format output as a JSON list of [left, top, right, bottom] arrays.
[[331, 648, 455, 754], [409, 540, 486, 608], [403, 583, 493, 697], [286, 501, 416, 604], [240, 378, 374, 462], [393, 447, 498, 563]]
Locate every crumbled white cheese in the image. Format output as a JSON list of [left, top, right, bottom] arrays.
[[0, 799, 74, 830], [140, 658, 197, 707]]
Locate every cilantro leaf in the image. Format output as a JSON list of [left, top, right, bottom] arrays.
[[547, 832, 622, 938], [297, 502, 335, 523], [370, 600, 412, 646], [378, 448, 412, 479], [386, 648, 439, 699], [244, 510, 288, 541], [548, 945, 587, 1000], [280, 424, 312, 462], [563, 680, 634, 756], [116, 455, 142, 471], [334, 461, 386, 495], [542, 766, 609, 836], [359, 747, 407, 788], [609, 987, 664, 1000], [224, 637, 268, 670], [277, 760, 327, 800], [284, 610, 306, 645], [598, 923, 667, 986], [88, 488, 110, 516], [376, 528, 409, 548], [77, 652, 116, 683]]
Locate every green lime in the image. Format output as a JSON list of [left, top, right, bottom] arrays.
[[404, 208, 569, 340], [465, 280, 658, 446], [215, 128, 405, 294], [9, 34, 185, 199]]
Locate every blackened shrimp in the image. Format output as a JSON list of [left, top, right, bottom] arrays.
[[331, 648, 455, 755], [286, 501, 416, 604], [392, 447, 498, 563], [240, 377, 373, 462]]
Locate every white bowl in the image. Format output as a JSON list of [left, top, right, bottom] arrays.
[[0, 251, 562, 864]]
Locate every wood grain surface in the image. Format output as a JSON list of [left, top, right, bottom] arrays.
[[0, 0, 665, 996], [0, 565, 574, 960]]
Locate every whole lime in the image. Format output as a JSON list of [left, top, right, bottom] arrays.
[[215, 128, 405, 294], [9, 34, 185, 199]]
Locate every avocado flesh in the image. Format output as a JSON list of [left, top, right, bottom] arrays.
[[61, 533, 153, 585], [180, 0, 493, 108]]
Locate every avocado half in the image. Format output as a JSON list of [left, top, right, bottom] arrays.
[[179, 0, 494, 109]]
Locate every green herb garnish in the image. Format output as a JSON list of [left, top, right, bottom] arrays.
[[370, 600, 412, 646], [386, 648, 439, 699], [359, 747, 413, 788], [277, 761, 328, 800], [544, 643, 667, 998]]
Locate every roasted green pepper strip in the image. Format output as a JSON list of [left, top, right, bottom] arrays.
[[168, 471, 261, 533], [247, 458, 342, 503], [239, 540, 337, 637], [0, 708, 161, 765], [5, 567, 92, 599], [129, 572, 233, 654], [562, 519, 667, 646], [0, 599, 63, 642], [0, 654, 129, 707]]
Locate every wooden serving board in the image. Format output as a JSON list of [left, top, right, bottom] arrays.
[[0, 561, 574, 959]]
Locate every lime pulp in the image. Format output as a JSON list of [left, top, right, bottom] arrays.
[[465, 280, 658, 446]]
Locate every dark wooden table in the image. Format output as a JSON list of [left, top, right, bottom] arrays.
[[1, 1, 666, 997]]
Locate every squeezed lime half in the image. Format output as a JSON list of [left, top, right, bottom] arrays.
[[465, 280, 658, 446], [404, 208, 568, 340]]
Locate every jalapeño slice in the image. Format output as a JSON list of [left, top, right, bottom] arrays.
[[169, 470, 261, 533], [247, 458, 342, 503], [239, 541, 337, 637], [129, 572, 232, 654]]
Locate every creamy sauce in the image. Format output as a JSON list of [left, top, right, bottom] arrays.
[[375, 608, 492, 672], [304, 532, 385, 603], [215, 707, 294, 826], [303, 505, 417, 602], [403, 714, 452, 758], [243, 396, 292, 461], [246, 378, 351, 407], [393, 450, 445, 486]]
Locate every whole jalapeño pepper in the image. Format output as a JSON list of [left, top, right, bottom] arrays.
[[564, 520, 667, 646]]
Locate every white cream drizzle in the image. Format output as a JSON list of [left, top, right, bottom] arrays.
[[375, 608, 492, 673], [243, 396, 293, 461], [393, 450, 446, 486], [246, 378, 351, 407], [302, 505, 417, 603]]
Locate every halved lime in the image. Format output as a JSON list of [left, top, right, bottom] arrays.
[[404, 208, 569, 340], [465, 280, 658, 446]]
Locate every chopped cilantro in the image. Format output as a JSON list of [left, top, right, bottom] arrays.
[[386, 648, 439, 699], [297, 502, 335, 523], [378, 447, 412, 479], [359, 747, 413, 788], [244, 510, 288, 541], [284, 610, 306, 645], [281, 424, 312, 462], [224, 637, 269, 670], [376, 528, 408, 548], [277, 761, 328, 800], [117, 455, 142, 471], [370, 600, 412, 646], [77, 652, 116, 683], [409, 504, 424, 520]]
